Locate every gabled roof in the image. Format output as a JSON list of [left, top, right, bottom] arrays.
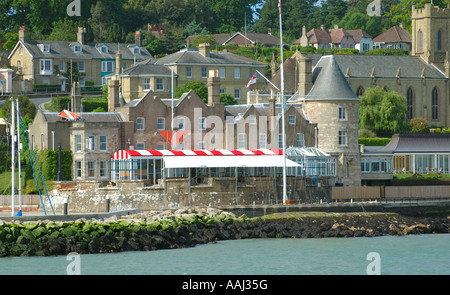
[[345, 30, 373, 42], [186, 32, 287, 47], [154, 47, 266, 67], [306, 55, 359, 101], [373, 26, 411, 44], [119, 59, 174, 77], [378, 133, 450, 153], [9, 40, 152, 61], [41, 111, 125, 123]]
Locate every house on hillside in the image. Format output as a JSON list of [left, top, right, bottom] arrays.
[[7, 27, 152, 93], [295, 25, 371, 51], [186, 31, 287, 48], [116, 43, 268, 102], [373, 25, 411, 50]]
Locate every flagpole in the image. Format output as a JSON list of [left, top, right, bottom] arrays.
[[279, 0, 287, 205], [17, 99, 22, 215], [11, 97, 15, 216]]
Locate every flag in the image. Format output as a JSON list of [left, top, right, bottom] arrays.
[[246, 73, 257, 88], [278, 0, 281, 15]]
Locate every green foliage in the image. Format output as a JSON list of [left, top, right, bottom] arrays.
[[359, 87, 409, 137], [191, 35, 218, 47], [220, 93, 238, 106], [36, 149, 73, 181], [175, 81, 208, 102], [50, 96, 71, 112], [2, 96, 37, 123], [409, 117, 429, 133], [82, 98, 108, 112], [358, 138, 391, 146], [364, 48, 410, 56]]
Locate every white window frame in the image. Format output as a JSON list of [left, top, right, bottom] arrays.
[[288, 115, 295, 125], [157, 117, 165, 130], [156, 78, 164, 91], [219, 67, 225, 79], [296, 133, 304, 148], [78, 61, 85, 72], [186, 67, 192, 78], [74, 44, 82, 53], [100, 161, 107, 178], [234, 88, 240, 99], [234, 68, 240, 79], [339, 107, 347, 121], [338, 130, 347, 146], [136, 142, 145, 150], [201, 67, 208, 78], [249, 115, 256, 125], [40, 59, 53, 75], [88, 135, 95, 151], [88, 161, 95, 178], [75, 161, 82, 178], [177, 117, 185, 130], [137, 117, 145, 131], [75, 135, 82, 152], [99, 135, 107, 152], [142, 78, 150, 90], [101, 61, 114, 73], [59, 60, 65, 72]]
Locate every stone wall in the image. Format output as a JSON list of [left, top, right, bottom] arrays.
[[47, 177, 334, 213]]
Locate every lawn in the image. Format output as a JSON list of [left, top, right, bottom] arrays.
[[393, 173, 450, 181], [0, 170, 22, 194]]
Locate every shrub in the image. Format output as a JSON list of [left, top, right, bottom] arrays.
[[358, 138, 391, 146], [409, 118, 429, 133]]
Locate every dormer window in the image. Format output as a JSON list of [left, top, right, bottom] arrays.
[[133, 46, 140, 55], [74, 44, 82, 53], [40, 44, 50, 53], [97, 44, 109, 54]]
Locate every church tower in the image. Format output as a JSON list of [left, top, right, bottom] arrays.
[[303, 55, 361, 186], [411, 3, 450, 72]]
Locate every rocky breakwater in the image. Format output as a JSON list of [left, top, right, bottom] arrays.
[[0, 208, 448, 257]]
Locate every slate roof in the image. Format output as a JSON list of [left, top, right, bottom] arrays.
[[154, 47, 267, 67], [186, 32, 286, 47], [373, 26, 411, 44], [120, 59, 174, 76], [378, 133, 450, 153], [14, 40, 152, 61], [41, 111, 125, 123], [306, 55, 359, 101]]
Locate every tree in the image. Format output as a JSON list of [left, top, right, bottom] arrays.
[[338, 11, 382, 38], [175, 81, 208, 102], [220, 93, 238, 106], [409, 117, 429, 133], [2, 96, 37, 123], [359, 87, 409, 137]]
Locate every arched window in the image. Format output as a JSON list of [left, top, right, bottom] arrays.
[[407, 87, 414, 120], [437, 30, 443, 51], [432, 87, 439, 120], [356, 86, 364, 96], [418, 30, 423, 52]]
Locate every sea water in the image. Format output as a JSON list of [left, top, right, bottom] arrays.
[[0, 234, 448, 275]]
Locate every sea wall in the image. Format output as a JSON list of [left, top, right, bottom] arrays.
[[0, 209, 448, 257], [46, 178, 334, 213]]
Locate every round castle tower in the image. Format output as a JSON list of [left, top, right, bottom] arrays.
[[303, 55, 361, 186]]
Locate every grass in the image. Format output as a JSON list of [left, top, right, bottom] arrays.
[[394, 173, 450, 181], [0, 170, 21, 194]]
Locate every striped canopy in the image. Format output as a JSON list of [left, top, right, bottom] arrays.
[[111, 149, 283, 160]]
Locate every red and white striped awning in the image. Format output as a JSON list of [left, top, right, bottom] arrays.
[[112, 149, 283, 160]]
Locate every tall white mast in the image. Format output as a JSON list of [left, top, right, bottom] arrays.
[[11, 97, 15, 216], [17, 99, 22, 214], [279, 0, 287, 204]]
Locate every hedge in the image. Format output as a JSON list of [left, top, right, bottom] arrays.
[[359, 138, 391, 146]]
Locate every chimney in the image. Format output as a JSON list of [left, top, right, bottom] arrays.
[[71, 82, 82, 113], [199, 43, 210, 57], [77, 27, 86, 45], [135, 31, 142, 46], [108, 79, 121, 112], [320, 25, 325, 31], [19, 26, 26, 42], [115, 51, 122, 75], [207, 69, 220, 105], [334, 24, 339, 30], [297, 54, 313, 97], [268, 28, 272, 35]]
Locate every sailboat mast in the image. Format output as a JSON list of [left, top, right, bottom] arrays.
[[11, 97, 15, 216], [17, 99, 22, 214], [279, 0, 287, 204]]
